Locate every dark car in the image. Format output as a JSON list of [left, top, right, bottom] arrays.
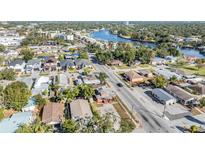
[[117, 83, 123, 87]]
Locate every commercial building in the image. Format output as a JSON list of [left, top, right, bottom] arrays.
[[152, 88, 177, 105]]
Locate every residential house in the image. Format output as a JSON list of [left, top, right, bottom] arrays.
[[32, 76, 50, 96], [165, 84, 196, 105], [151, 57, 167, 65], [26, 59, 42, 73], [152, 88, 177, 105], [124, 71, 144, 84], [154, 68, 182, 80], [43, 56, 57, 71], [109, 60, 123, 66], [59, 74, 70, 89], [95, 86, 116, 103], [138, 69, 153, 78], [42, 103, 64, 125], [70, 99, 93, 120], [75, 59, 91, 69], [165, 56, 177, 63], [60, 59, 75, 71], [190, 83, 205, 95], [8, 59, 25, 72], [81, 75, 101, 85]]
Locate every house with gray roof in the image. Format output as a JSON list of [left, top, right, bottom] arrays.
[[8, 59, 25, 72], [70, 99, 93, 120], [165, 84, 197, 105], [26, 59, 42, 72], [75, 59, 91, 69], [60, 59, 75, 71], [152, 88, 177, 105]]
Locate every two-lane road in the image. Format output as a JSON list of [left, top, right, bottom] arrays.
[[93, 62, 176, 132]]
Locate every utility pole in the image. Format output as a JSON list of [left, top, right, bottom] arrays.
[[162, 103, 167, 118]]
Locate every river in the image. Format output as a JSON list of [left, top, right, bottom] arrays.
[[90, 30, 205, 58]]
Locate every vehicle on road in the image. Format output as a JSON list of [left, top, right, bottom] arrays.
[[117, 83, 123, 87]]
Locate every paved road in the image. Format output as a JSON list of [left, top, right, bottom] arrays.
[[92, 60, 176, 132]]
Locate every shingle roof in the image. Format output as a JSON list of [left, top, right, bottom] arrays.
[[70, 99, 93, 119], [166, 84, 194, 101], [60, 59, 75, 67], [75, 59, 90, 67], [42, 103, 64, 124], [8, 59, 24, 66], [27, 59, 41, 65], [125, 71, 142, 80]]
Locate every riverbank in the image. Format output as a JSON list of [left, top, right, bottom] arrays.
[[91, 29, 205, 58]]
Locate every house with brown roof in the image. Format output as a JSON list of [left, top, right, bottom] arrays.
[[109, 60, 123, 66], [42, 103, 64, 125], [70, 99, 93, 120], [165, 84, 197, 105], [138, 69, 153, 78], [95, 86, 116, 104], [43, 56, 58, 71], [124, 71, 144, 84]]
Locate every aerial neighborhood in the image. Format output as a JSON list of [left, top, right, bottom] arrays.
[[1, 21, 205, 133]]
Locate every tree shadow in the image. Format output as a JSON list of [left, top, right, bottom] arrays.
[[176, 126, 188, 133], [184, 115, 205, 126]]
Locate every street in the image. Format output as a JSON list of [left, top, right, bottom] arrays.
[[93, 60, 177, 132]]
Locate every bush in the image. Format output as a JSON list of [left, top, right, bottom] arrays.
[[120, 119, 135, 133], [0, 108, 4, 120]]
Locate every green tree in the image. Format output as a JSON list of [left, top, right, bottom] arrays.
[[58, 54, 65, 61], [0, 56, 4, 66], [50, 84, 60, 97], [120, 119, 135, 133], [20, 46, 34, 62], [0, 85, 4, 103], [0, 69, 15, 80], [190, 125, 199, 133], [199, 97, 205, 108], [153, 75, 168, 88], [79, 51, 88, 59], [83, 68, 91, 76], [63, 87, 79, 102], [34, 94, 47, 108], [78, 84, 94, 99], [170, 75, 178, 82], [4, 81, 31, 111], [98, 72, 108, 85], [123, 50, 136, 66], [62, 119, 80, 133], [0, 44, 5, 52], [0, 108, 4, 120], [16, 118, 52, 133]]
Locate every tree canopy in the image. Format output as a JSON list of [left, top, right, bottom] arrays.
[[153, 75, 168, 88], [0, 69, 15, 81], [4, 81, 31, 111], [20, 46, 34, 62]]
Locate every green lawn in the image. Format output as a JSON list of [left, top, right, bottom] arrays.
[[173, 64, 205, 76], [115, 64, 136, 69], [181, 66, 205, 76]]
